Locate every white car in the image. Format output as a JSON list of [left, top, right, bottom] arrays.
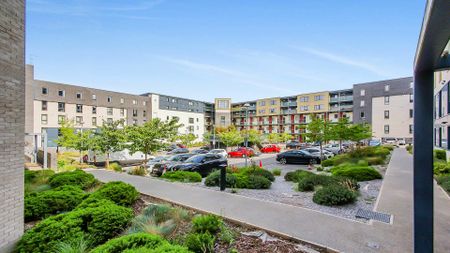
[[323, 144, 342, 155], [303, 148, 334, 160], [208, 149, 228, 158]]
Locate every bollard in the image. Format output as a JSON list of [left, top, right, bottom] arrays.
[[220, 165, 226, 191]]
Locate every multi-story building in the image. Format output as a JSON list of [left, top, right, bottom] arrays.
[[328, 89, 353, 123], [214, 98, 232, 128], [353, 77, 414, 143], [434, 69, 450, 149]]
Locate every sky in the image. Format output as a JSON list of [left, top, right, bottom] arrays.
[[27, 0, 426, 102]]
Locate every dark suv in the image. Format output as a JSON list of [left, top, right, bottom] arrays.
[[171, 154, 228, 177]]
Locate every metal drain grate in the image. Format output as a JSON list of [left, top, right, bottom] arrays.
[[356, 209, 392, 223]]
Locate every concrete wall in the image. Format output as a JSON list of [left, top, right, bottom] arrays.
[[0, 0, 25, 251]]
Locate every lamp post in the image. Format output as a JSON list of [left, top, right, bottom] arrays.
[[242, 103, 250, 167]]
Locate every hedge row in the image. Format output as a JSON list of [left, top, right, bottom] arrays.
[[161, 171, 202, 182], [204, 169, 272, 189]]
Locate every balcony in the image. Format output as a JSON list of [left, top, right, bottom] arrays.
[[281, 102, 297, 107], [330, 96, 353, 103]]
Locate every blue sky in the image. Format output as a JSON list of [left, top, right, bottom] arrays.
[[27, 0, 425, 102]]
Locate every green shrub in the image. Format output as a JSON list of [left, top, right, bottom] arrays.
[[382, 145, 395, 151], [332, 176, 360, 191], [271, 168, 281, 176], [442, 181, 450, 193], [434, 149, 447, 161], [16, 203, 134, 253], [316, 166, 324, 172], [245, 175, 271, 189], [312, 185, 357, 206], [184, 232, 215, 253], [128, 166, 147, 176], [332, 166, 382, 181], [434, 162, 450, 175], [25, 169, 55, 184], [321, 159, 334, 167], [109, 162, 123, 172], [25, 185, 86, 221], [331, 154, 352, 166], [76, 198, 116, 210], [357, 160, 369, 166], [88, 181, 139, 207], [234, 174, 249, 188], [284, 170, 313, 182], [297, 174, 334, 192], [239, 167, 275, 182], [122, 244, 192, 253], [204, 170, 237, 187], [192, 214, 222, 234], [49, 169, 95, 189], [365, 157, 385, 165], [406, 145, 413, 154], [161, 171, 202, 183], [436, 174, 450, 185], [54, 236, 92, 253], [90, 233, 166, 253]]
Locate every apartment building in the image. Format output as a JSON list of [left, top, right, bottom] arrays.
[[214, 98, 232, 128], [434, 70, 450, 149], [328, 89, 353, 123], [353, 77, 414, 142]]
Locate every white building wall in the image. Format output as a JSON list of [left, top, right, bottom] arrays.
[[372, 94, 413, 141]]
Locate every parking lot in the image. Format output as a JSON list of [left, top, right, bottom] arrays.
[[227, 152, 310, 174]]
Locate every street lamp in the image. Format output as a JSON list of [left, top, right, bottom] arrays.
[[242, 103, 250, 167]]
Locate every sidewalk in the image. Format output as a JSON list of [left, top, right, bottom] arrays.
[[86, 148, 450, 253]]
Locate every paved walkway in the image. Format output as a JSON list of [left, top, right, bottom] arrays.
[[87, 148, 450, 253]]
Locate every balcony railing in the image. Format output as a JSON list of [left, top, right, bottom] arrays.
[[281, 102, 297, 107], [330, 96, 353, 103]]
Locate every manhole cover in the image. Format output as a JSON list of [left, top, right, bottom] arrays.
[[356, 208, 392, 223]]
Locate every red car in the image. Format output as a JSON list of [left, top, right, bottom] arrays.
[[260, 144, 281, 153], [228, 147, 255, 158]]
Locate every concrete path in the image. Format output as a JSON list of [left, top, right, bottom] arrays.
[[87, 148, 450, 253]]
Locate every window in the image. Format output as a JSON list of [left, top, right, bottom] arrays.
[[270, 108, 276, 113], [314, 95, 323, 101], [108, 97, 112, 103], [92, 117, 97, 126], [42, 87, 48, 95], [143, 101, 147, 106], [409, 94, 413, 103], [132, 100, 137, 105], [300, 106, 309, 111], [360, 112, 365, 118], [334, 114, 338, 119], [166, 116, 170, 120], [409, 124, 413, 134], [384, 125, 389, 134], [58, 90, 65, 97], [360, 89, 365, 96], [92, 94, 96, 100], [270, 100, 276, 105], [384, 96, 390, 105], [360, 100, 365, 107], [107, 107, 113, 116], [133, 119, 138, 125], [258, 109, 265, 114], [196, 118, 199, 122], [384, 84, 390, 92], [259, 101, 266, 106], [188, 126, 194, 133], [314, 105, 323, 110], [58, 102, 65, 112], [76, 104, 83, 113], [41, 114, 48, 125], [171, 107, 178, 110], [143, 110, 146, 117], [410, 109, 413, 118], [58, 115, 65, 124], [410, 82, 414, 89], [218, 100, 229, 109], [188, 101, 194, 106], [189, 118, 194, 124], [299, 96, 309, 102], [171, 98, 177, 103], [220, 116, 226, 125], [76, 93, 82, 99], [76, 116, 83, 125], [120, 108, 125, 117], [41, 101, 47, 111], [92, 106, 97, 114], [384, 110, 389, 119], [107, 118, 113, 124], [172, 116, 179, 121], [132, 109, 138, 117], [120, 98, 124, 104]]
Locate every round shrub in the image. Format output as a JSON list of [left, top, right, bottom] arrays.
[[204, 170, 237, 187], [284, 170, 313, 182], [16, 203, 134, 253], [49, 169, 95, 189], [271, 168, 281, 176], [332, 176, 360, 191], [76, 198, 116, 210], [109, 162, 123, 172], [332, 166, 382, 181], [366, 157, 385, 165], [357, 160, 369, 166], [240, 168, 275, 182], [89, 181, 139, 207], [245, 175, 271, 189], [122, 244, 191, 253], [321, 159, 333, 167], [161, 171, 202, 183], [434, 149, 447, 161], [90, 233, 166, 253], [441, 181, 450, 193], [434, 162, 450, 175], [25, 185, 86, 221], [297, 174, 334, 192], [184, 232, 215, 253], [25, 169, 55, 184], [312, 185, 357, 206], [436, 174, 450, 185], [192, 214, 223, 234], [128, 166, 147, 176]]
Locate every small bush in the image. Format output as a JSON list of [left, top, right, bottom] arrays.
[[192, 214, 222, 234], [49, 169, 96, 189], [332, 166, 382, 182], [184, 232, 215, 253], [25, 169, 55, 184], [204, 170, 237, 187], [406, 145, 413, 154], [321, 158, 333, 167], [16, 203, 134, 253], [245, 175, 271, 189], [316, 166, 324, 172], [88, 181, 139, 207], [436, 174, 450, 185], [357, 160, 369, 166], [312, 185, 357, 206], [365, 157, 385, 165], [284, 170, 313, 182], [90, 233, 166, 253], [271, 168, 281, 176], [109, 162, 123, 172], [297, 174, 334, 192], [54, 236, 92, 253], [24, 185, 86, 221], [161, 171, 202, 183], [122, 244, 192, 253], [442, 181, 450, 193], [434, 162, 450, 175], [239, 167, 275, 182], [434, 149, 447, 161], [128, 166, 147, 176]]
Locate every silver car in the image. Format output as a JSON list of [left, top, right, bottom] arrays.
[[208, 149, 228, 158]]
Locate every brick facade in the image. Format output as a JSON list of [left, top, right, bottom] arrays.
[[0, 0, 25, 251]]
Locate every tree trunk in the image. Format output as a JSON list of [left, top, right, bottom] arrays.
[[79, 149, 83, 163], [106, 153, 110, 169], [144, 153, 148, 166]]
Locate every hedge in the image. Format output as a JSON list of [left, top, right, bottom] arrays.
[[25, 169, 55, 184], [332, 166, 382, 181], [284, 170, 313, 182], [24, 185, 85, 221], [122, 244, 191, 253], [239, 167, 275, 182], [192, 214, 223, 234], [204, 170, 237, 187], [87, 181, 139, 207], [434, 149, 447, 161], [90, 233, 165, 253], [297, 174, 335, 192], [48, 169, 96, 189], [161, 171, 202, 183], [312, 185, 357, 206], [16, 203, 134, 253]]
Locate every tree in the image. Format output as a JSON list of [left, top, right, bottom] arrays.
[[72, 129, 94, 163], [304, 115, 333, 158], [96, 119, 127, 169], [241, 129, 262, 147], [218, 129, 243, 151], [279, 132, 293, 143], [178, 133, 197, 147], [126, 118, 181, 164], [267, 133, 280, 144], [329, 117, 351, 149], [348, 123, 372, 148], [55, 120, 77, 151]]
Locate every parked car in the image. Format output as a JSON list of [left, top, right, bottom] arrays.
[[228, 147, 255, 158], [302, 147, 333, 160], [150, 153, 196, 176], [171, 154, 228, 177], [260, 144, 281, 153], [146, 156, 169, 171], [383, 138, 397, 145], [208, 149, 228, 158], [191, 149, 209, 154], [165, 143, 187, 151], [397, 138, 406, 146], [167, 148, 189, 155], [286, 141, 302, 149], [276, 150, 321, 164], [369, 140, 381, 147], [323, 144, 342, 154]]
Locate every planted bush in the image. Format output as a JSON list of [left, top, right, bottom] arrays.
[[271, 168, 281, 176], [184, 232, 215, 253], [245, 175, 271, 189], [436, 174, 450, 185], [90, 233, 166, 253], [16, 203, 134, 253], [442, 181, 450, 193], [204, 170, 237, 187], [122, 244, 192, 253], [284, 170, 313, 182], [312, 185, 357, 206], [109, 162, 123, 172], [25, 169, 55, 184], [161, 171, 202, 183], [433, 162, 450, 175], [321, 158, 333, 167], [365, 156, 385, 165], [434, 149, 447, 161], [25, 185, 86, 221], [332, 166, 382, 181], [192, 214, 222, 234], [128, 166, 147, 176], [48, 169, 95, 189], [239, 167, 275, 182], [297, 174, 334, 192], [88, 181, 139, 207]]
